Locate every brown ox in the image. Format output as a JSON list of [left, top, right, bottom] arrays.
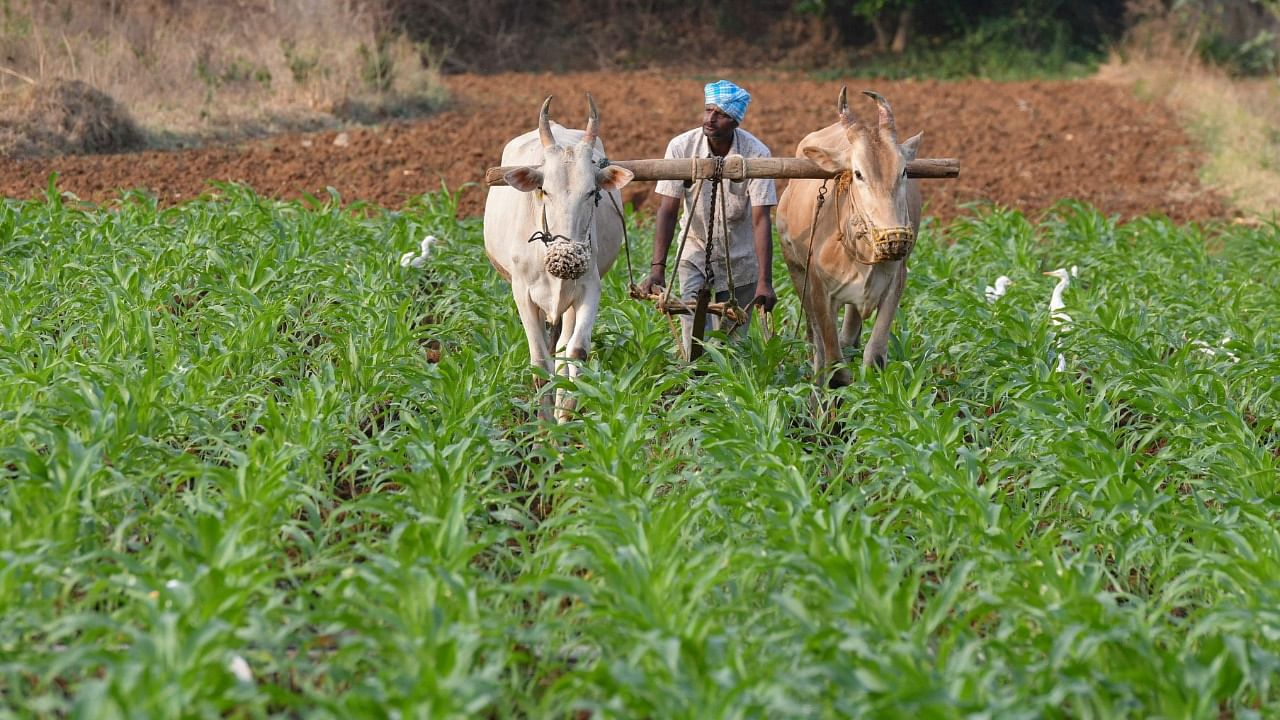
[[777, 88, 922, 387]]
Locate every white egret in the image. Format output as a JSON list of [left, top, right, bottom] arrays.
[[984, 275, 1013, 303], [228, 654, 253, 683], [1043, 268, 1073, 326], [1043, 268, 1073, 372], [399, 234, 437, 268], [1189, 333, 1240, 363], [1219, 334, 1240, 362]]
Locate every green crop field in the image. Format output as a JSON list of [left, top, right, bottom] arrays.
[[1, 183, 1278, 717]]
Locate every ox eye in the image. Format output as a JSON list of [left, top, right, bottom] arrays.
[[853, 170, 864, 182]]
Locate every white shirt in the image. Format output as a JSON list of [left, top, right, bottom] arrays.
[[655, 127, 777, 292]]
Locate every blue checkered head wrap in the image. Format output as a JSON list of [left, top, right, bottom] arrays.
[[704, 80, 751, 123]]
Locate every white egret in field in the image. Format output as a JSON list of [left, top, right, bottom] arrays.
[[984, 275, 1013, 303], [1188, 333, 1240, 363], [1043, 267, 1074, 372], [1217, 334, 1240, 362], [1044, 268, 1073, 327], [399, 234, 437, 268], [228, 654, 254, 683]]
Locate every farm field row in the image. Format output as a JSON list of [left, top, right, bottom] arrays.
[[1, 185, 1277, 715], [0, 71, 1228, 223]]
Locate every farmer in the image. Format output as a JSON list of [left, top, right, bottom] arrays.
[[638, 79, 778, 355]]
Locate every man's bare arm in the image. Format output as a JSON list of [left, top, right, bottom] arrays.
[[751, 204, 777, 310], [639, 194, 681, 293]]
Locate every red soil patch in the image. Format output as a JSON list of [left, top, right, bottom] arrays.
[[0, 70, 1226, 223]]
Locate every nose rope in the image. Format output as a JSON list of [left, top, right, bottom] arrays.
[[527, 190, 600, 280], [526, 189, 600, 247]]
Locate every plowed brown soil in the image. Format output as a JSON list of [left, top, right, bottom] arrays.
[[0, 70, 1227, 222]]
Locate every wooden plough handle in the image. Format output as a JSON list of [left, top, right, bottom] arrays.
[[628, 286, 750, 325]]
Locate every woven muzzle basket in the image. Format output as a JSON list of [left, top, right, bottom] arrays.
[[544, 240, 592, 280], [837, 173, 917, 264], [865, 226, 916, 263]]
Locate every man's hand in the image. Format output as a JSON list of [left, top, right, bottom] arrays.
[[638, 266, 667, 295], [641, 195, 680, 296], [750, 205, 776, 312], [753, 280, 777, 312]]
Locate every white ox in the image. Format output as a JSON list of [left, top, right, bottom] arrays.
[[483, 95, 634, 420], [778, 88, 922, 387]]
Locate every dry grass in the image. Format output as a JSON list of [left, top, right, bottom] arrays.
[[0, 78, 143, 156], [0, 0, 447, 154], [1098, 48, 1280, 219]]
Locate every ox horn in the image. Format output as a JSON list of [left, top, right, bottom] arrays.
[[837, 85, 858, 132], [539, 95, 556, 149], [580, 93, 599, 149], [863, 90, 896, 139]]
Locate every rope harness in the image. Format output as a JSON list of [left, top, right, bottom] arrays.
[[619, 144, 815, 357], [832, 171, 916, 265], [699, 155, 733, 295], [795, 178, 830, 338], [625, 151, 743, 360], [665, 154, 744, 359]]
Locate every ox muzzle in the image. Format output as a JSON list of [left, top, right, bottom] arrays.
[[835, 173, 916, 265], [854, 224, 915, 264], [526, 190, 600, 280]]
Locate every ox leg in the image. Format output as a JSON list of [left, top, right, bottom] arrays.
[[807, 315, 824, 374], [839, 304, 863, 353], [817, 297, 852, 388], [553, 307, 575, 367], [513, 284, 554, 420], [864, 264, 906, 370], [788, 262, 829, 376], [784, 251, 844, 386], [802, 276, 850, 389], [556, 295, 599, 422], [554, 306, 577, 419]]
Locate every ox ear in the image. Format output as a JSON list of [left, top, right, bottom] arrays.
[[800, 144, 845, 174], [900, 132, 923, 162], [504, 166, 543, 193], [596, 165, 634, 192]]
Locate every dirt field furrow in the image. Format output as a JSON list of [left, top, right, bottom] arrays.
[[0, 71, 1227, 222]]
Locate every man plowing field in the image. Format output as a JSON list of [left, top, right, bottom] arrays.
[[483, 84, 959, 380], [636, 80, 778, 358]]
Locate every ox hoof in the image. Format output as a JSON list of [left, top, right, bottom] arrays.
[[828, 369, 852, 388], [864, 353, 887, 371]]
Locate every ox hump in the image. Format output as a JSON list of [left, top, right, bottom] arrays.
[[795, 121, 850, 158]]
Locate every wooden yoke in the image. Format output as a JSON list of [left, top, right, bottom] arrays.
[[485, 156, 959, 186]]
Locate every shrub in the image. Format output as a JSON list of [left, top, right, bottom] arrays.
[[0, 78, 142, 157]]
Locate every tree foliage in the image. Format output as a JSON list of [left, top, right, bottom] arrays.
[[794, 0, 1124, 57], [379, 0, 1275, 75]]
